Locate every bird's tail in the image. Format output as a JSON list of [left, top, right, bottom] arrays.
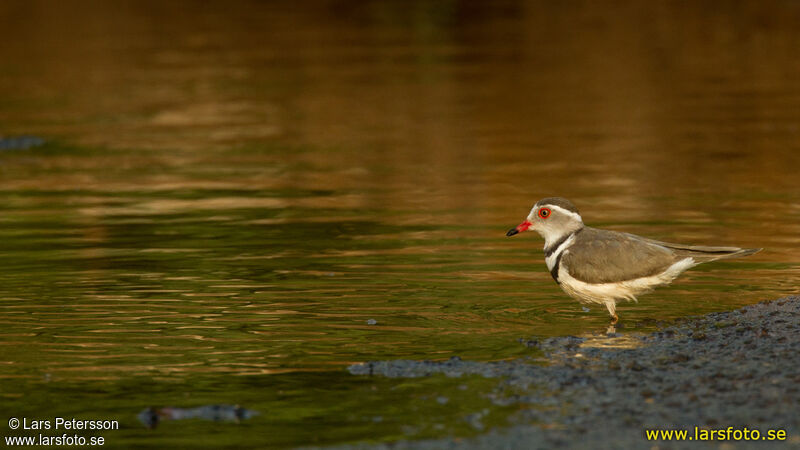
[[661, 244, 762, 263]]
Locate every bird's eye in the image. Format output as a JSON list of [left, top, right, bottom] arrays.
[[538, 208, 551, 219]]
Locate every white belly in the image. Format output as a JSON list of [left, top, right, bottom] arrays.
[[557, 257, 696, 305]]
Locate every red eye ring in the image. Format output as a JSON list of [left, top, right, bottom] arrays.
[[538, 207, 551, 219]]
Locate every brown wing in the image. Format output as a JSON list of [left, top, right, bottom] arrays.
[[561, 228, 681, 283]]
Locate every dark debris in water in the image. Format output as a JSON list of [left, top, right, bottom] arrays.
[[0, 135, 46, 150], [138, 404, 259, 429], [339, 296, 800, 450]]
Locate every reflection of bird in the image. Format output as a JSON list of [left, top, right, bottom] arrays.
[[506, 197, 761, 323]]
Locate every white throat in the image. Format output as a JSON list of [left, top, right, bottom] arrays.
[[541, 228, 574, 249], [545, 233, 576, 271]]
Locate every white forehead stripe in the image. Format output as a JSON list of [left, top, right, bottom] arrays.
[[531, 204, 583, 222], [549, 205, 582, 222]]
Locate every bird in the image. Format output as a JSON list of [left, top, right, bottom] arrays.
[[506, 197, 761, 323]]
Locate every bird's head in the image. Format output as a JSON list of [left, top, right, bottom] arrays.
[[506, 197, 584, 244]]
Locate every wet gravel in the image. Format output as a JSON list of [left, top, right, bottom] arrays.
[[339, 296, 800, 449]]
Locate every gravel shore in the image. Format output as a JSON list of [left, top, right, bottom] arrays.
[[340, 296, 800, 449]]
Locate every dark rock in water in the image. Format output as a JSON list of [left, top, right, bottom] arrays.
[[137, 408, 159, 429], [517, 338, 540, 348], [0, 135, 45, 150], [137, 404, 259, 429]]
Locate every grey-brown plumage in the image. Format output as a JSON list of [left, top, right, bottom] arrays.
[[562, 227, 759, 284], [507, 197, 761, 322]]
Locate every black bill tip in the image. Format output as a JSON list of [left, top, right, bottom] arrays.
[[506, 228, 519, 237]]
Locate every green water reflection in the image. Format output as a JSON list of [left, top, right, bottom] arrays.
[[5, 371, 519, 448]]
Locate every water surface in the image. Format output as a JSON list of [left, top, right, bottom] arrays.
[[1, 0, 799, 447]]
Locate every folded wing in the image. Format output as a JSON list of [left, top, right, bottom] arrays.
[[561, 228, 683, 284]]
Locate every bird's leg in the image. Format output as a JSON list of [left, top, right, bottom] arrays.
[[604, 302, 618, 324]]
